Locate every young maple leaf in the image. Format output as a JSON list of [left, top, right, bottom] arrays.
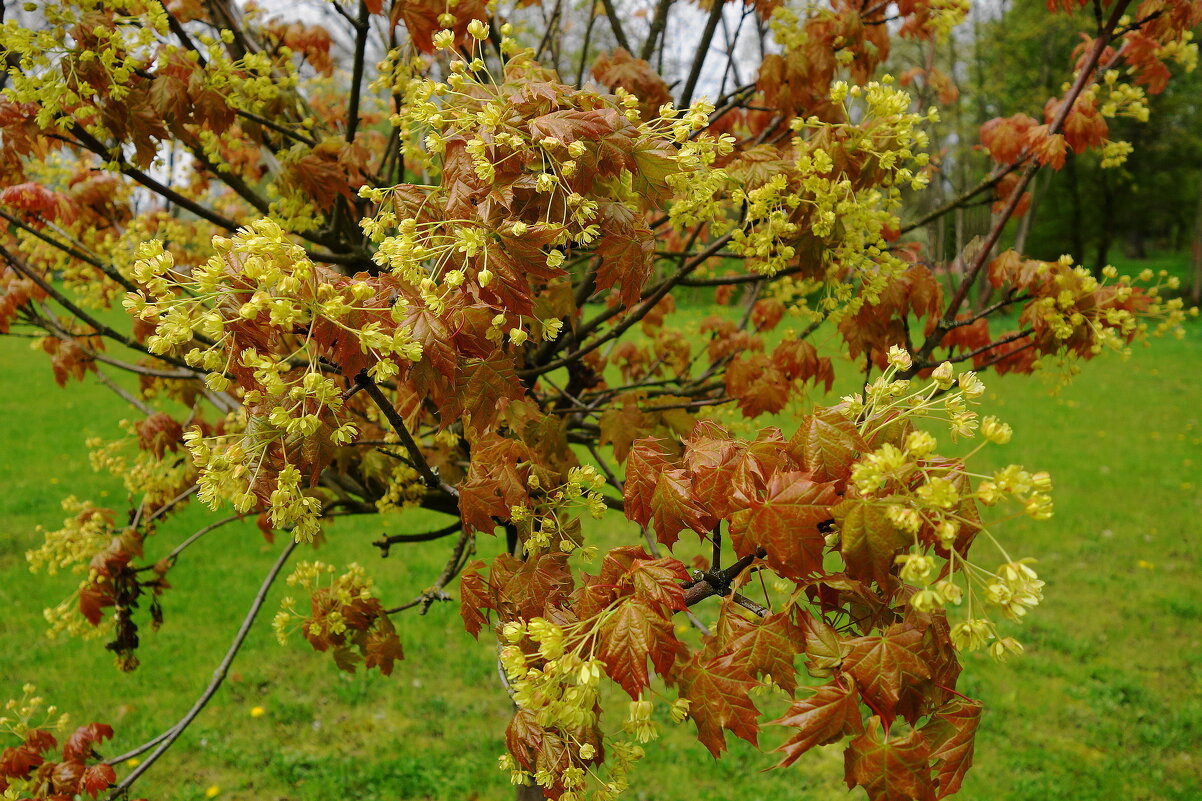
[[595, 230, 655, 308], [844, 718, 936, 801], [61, 724, 113, 762], [728, 472, 839, 580], [363, 624, 404, 676], [771, 680, 864, 767], [723, 610, 807, 693], [833, 495, 909, 587], [622, 437, 673, 526], [647, 467, 716, 548], [921, 699, 983, 799], [458, 560, 491, 638], [449, 354, 524, 433], [842, 624, 932, 718], [497, 553, 573, 619], [799, 610, 853, 677], [725, 353, 791, 417], [788, 409, 868, 485], [621, 556, 690, 613], [597, 599, 681, 697], [676, 654, 760, 757], [80, 762, 117, 798]]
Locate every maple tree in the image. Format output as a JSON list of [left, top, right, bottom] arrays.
[[1, 0, 1199, 800]]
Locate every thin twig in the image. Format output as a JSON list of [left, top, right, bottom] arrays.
[[104, 540, 298, 782]]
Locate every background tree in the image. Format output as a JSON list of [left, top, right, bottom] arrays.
[[0, 1, 1198, 800]]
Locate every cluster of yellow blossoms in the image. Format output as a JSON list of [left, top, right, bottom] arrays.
[[496, 615, 686, 799], [842, 347, 1047, 658], [510, 465, 610, 554]]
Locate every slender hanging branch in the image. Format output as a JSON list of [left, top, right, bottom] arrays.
[[103, 540, 298, 784]]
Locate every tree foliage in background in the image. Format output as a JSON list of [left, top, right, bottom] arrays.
[[0, 0, 1198, 799]]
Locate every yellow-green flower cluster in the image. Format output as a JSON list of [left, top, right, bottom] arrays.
[[509, 465, 609, 554], [497, 614, 650, 799], [274, 561, 376, 644], [0, 685, 71, 740], [842, 348, 1049, 656], [725, 78, 935, 300]]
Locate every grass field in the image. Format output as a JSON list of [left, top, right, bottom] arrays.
[[2, 265, 1200, 800]]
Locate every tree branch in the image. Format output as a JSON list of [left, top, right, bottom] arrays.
[[373, 521, 462, 556], [104, 540, 298, 784], [354, 370, 459, 498], [345, 0, 370, 143]]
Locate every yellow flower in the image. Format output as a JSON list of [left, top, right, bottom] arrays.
[[250, 705, 266, 718], [205, 786, 221, 798]]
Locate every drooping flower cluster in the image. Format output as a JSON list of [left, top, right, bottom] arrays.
[[841, 347, 1047, 656]]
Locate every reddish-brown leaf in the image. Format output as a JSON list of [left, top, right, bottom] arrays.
[[453, 354, 523, 433], [844, 718, 935, 801], [61, 724, 113, 762], [363, 623, 404, 676], [497, 553, 572, 619], [0, 744, 43, 778], [772, 680, 863, 766], [789, 409, 867, 485], [648, 467, 715, 548], [834, 496, 908, 587], [459, 559, 491, 638], [623, 437, 674, 527], [80, 763, 116, 798], [729, 472, 839, 580], [595, 229, 654, 308], [725, 611, 806, 693], [922, 699, 982, 798], [623, 556, 690, 613], [677, 654, 760, 757], [597, 599, 680, 697], [843, 625, 931, 716], [725, 353, 791, 417]]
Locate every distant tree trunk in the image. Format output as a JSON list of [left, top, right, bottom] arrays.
[[1126, 227, 1148, 259], [1191, 184, 1202, 306], [1065, 152, 1086, 261], [1094, 169, 1116, 273]]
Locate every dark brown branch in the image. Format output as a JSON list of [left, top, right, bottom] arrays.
[[354, 371, 459, 498], [104, 540, 297, 782], [680, 0, 726, 107], [345, 0, 370, 143], [597, 0, 632, 52], [683, 547, 764, 607], [373, 522, 463, 556], [640, 0, 674, 60], [384, 528, 474, 614]]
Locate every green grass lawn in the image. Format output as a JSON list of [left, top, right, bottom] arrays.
[[2, 277, 1200, 800]]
